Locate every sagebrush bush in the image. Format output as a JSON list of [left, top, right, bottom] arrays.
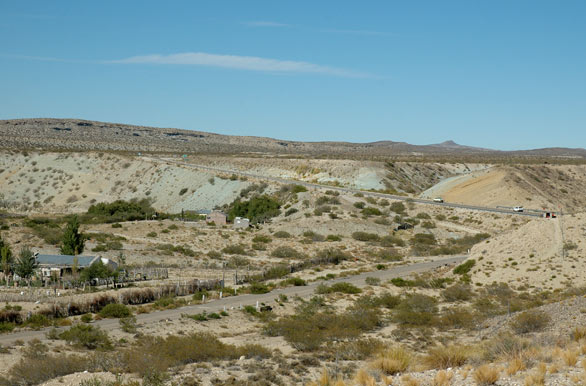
[[453, 259, 476, 275], [442, 284, 474, 302], [99, 303, 131, 318], [394, 294, 438, 326], [316, 282, 362, 295], [352, 232, 380, 242], [122, 333, 271, 376], [59, 324, 112, 350], [271, 246, 302, 258], [510, 310, 550, 334]]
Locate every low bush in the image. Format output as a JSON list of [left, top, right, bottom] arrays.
[[59, 324, 112, 350], [271, 246, 302, 258], [394, 294, 438, 326], [99, 303, 131, 318], [442, 284, 474, 302], [248, 282, 270, 294], [365, 277, 381, 286], [122, 332, 271, 377], [510, 310, 550, 334], [352, 232, 380, 242], [438, 307, 478, 330], [273, 231, 291, 238], [380, 235, 405, 247], [316, 282, 362, 295], [252, 235, 272, 243], [222, 244, 247, 255], [361, 207, 382, 216], [119, 316, 137, 333], [453, 259, 476, 275]]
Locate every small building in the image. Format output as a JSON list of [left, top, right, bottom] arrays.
[[34, 253, 118, 278], [206, 211, 227, 225], [233, 217, 250, 229]]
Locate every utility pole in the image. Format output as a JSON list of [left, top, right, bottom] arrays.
[[560, 205, 566, 261]]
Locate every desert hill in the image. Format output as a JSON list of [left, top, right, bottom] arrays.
[[1, 118, 585, 159]]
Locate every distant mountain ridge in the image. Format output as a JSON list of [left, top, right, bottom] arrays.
[[0, 118, 584, 159]]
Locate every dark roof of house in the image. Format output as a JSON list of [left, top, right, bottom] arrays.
[[35, 254, 98, 267]]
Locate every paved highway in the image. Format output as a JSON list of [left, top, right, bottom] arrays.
[[150, 157, 543, 218], [0, 256, 465, 346]]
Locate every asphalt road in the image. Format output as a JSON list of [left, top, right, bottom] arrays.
[[150, 157, 543, 218], [0, 255, 466, 346]]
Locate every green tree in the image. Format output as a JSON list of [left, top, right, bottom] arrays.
[[60, 216, 85, 255], [14, 247, 37, 281], [72, 255, 79, 277], [1, 243, 13, 284], [81, 260, 114, 282]]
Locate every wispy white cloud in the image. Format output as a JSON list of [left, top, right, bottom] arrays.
[[242, 21, 290, 28], [108, 52, 371, 78]]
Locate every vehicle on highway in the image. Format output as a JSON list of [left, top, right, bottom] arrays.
[[433, 197, 444, 203], [513, 206, 524, 212]]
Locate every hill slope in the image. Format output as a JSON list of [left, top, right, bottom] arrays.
[[1, 118, 585, 159]]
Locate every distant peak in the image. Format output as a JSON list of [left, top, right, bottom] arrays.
[[434, 140, 461, 148]]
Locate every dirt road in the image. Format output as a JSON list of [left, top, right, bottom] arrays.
[[0, 256, 466, 346]]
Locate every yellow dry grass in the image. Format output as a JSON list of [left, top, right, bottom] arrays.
[[473, 364, 500, 386], [562, 350, 579, 367], [506, 357, 526, 376], [432, 370, 454, 386], [370, 347, 412, 375], [400, 375, 420, 386]]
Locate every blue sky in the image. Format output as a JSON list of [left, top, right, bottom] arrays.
[[1, 1, 585, 150]]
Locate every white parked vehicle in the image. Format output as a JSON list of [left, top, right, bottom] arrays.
[[513, 206, 524, 212], [433, 197, 444, 203]]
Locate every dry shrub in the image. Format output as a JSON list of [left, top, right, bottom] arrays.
[[506, 356, 526, 376], [424, 345, 470, 369], [562, 349, 578, 367], [524, 363, 546, 386], [326, 338, 385, 361], [573, 326, 586, 341], [7, 340, 87, 385], [473, 364, 500, 385], [123, 332, 270, 376], [480, 333, 532, 361], [432, 370, 454, 386], [400, 375, 420, 386], [370, 347, 412, 375], [307, 367, 347, 386], [510, 310, 551, 334], [353, 368, 376, 386]]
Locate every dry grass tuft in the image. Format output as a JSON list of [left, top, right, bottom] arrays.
[[370, 347, 412, 375], [400, 375, 420, 386], [354, 369, 376, 386], [424, 344, 470, 369], [573, 326, 586, 341], [432, 370, 454, 386], [562, 349, 578, 367], [473, 364, 500, 385], [307, 367, 348, 386], [506, 356, 526, 376], [524, 366, 546, 386]]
